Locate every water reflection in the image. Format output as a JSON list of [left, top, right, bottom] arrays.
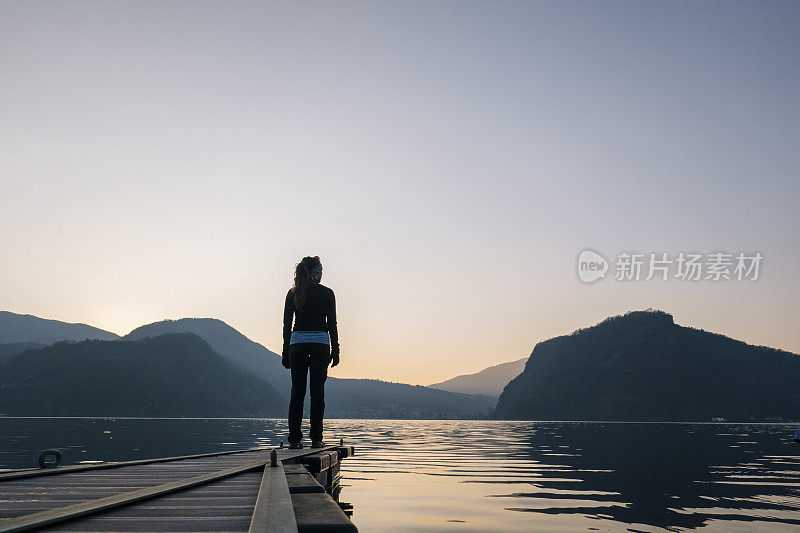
[[1, 419, 798, 531], [324, 420, 800, 532], [503, 423, 800, 530], [0, 417, 286, 467]]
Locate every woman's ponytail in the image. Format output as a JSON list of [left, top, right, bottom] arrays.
[[292, 256, 322, 310]]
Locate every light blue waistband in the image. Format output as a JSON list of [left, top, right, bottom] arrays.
[[290, 330, 330, 345]]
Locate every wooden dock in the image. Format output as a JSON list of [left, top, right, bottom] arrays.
[[0, 443, 357, 532]]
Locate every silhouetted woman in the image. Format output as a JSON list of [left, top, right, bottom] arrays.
[[282, 255, 339, 449]]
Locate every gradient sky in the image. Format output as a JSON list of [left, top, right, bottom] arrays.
[[1, 1, 798, 385]]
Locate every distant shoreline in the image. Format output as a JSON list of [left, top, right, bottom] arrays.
[[1, 416, 797, 424]]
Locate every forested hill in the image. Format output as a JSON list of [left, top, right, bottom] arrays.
[[494, 310, 800, 422], [0, 342, 44, 365], [0, 333, 285, 417], [0, 316, 495, 419], [123, 317, 495, 419]]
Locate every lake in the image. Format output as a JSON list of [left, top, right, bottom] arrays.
[[1, 418, 799, 532]]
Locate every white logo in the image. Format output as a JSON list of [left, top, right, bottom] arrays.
[[576, 249, 762, 283], [577, 249, 608, 283]]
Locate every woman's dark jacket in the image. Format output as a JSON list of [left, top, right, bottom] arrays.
[[283, 283, 339, 355]]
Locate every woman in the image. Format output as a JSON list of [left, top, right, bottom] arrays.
[[282, 255, 339, 449]]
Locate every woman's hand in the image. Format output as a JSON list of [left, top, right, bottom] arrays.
[[331, 346, 340, 367], [281, 346, 291, 369]]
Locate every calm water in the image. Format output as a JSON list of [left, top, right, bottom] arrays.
[[1, 418, 799, 532]]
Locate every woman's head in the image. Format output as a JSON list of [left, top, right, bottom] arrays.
[[292, 256, 323, 309]]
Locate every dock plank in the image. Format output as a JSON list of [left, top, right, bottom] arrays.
[[0, 448, 270, 482], [40, 517, 253, 532], [248, 463, 297, 533], [0, 460, 266, 533], [0, 445, 355, 533], [291, 493, 357, 533]]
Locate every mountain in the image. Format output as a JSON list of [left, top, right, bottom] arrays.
[[123, 318, 289, 391], [494, 310, 800, 422], [0, 342, 45, 366], [123, 318, 495, 418], [325, 379, 495, 419], [0, 311, 119, 344], [0, 333, 284, 417], [429, 357, 527, 397]]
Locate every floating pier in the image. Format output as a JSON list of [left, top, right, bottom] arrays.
[[0, 443, 356, 532]]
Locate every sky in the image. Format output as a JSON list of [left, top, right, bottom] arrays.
[[1, 1, 798, 385]]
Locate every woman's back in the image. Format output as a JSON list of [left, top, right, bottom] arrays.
[[287, 283, 335, 332]]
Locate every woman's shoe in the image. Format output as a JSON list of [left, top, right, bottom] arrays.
[[311, 440, 325, 448], [289, 441, 303, 449]]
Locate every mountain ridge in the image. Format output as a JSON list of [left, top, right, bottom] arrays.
[[6, 309, 795, 421], [120, 317, 495, 419], [429, 357, 527, 397], [494, 310, 800, 422], [122, 317, 287, 390], [0, 311, 119, 344], [0, 313, 492, 418], [0, 333, 284, 417], [0, 342, 45, 365]]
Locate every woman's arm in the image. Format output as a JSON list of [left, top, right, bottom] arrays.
[[282, 289, 294, 357], [327, 289, 340, 365]]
